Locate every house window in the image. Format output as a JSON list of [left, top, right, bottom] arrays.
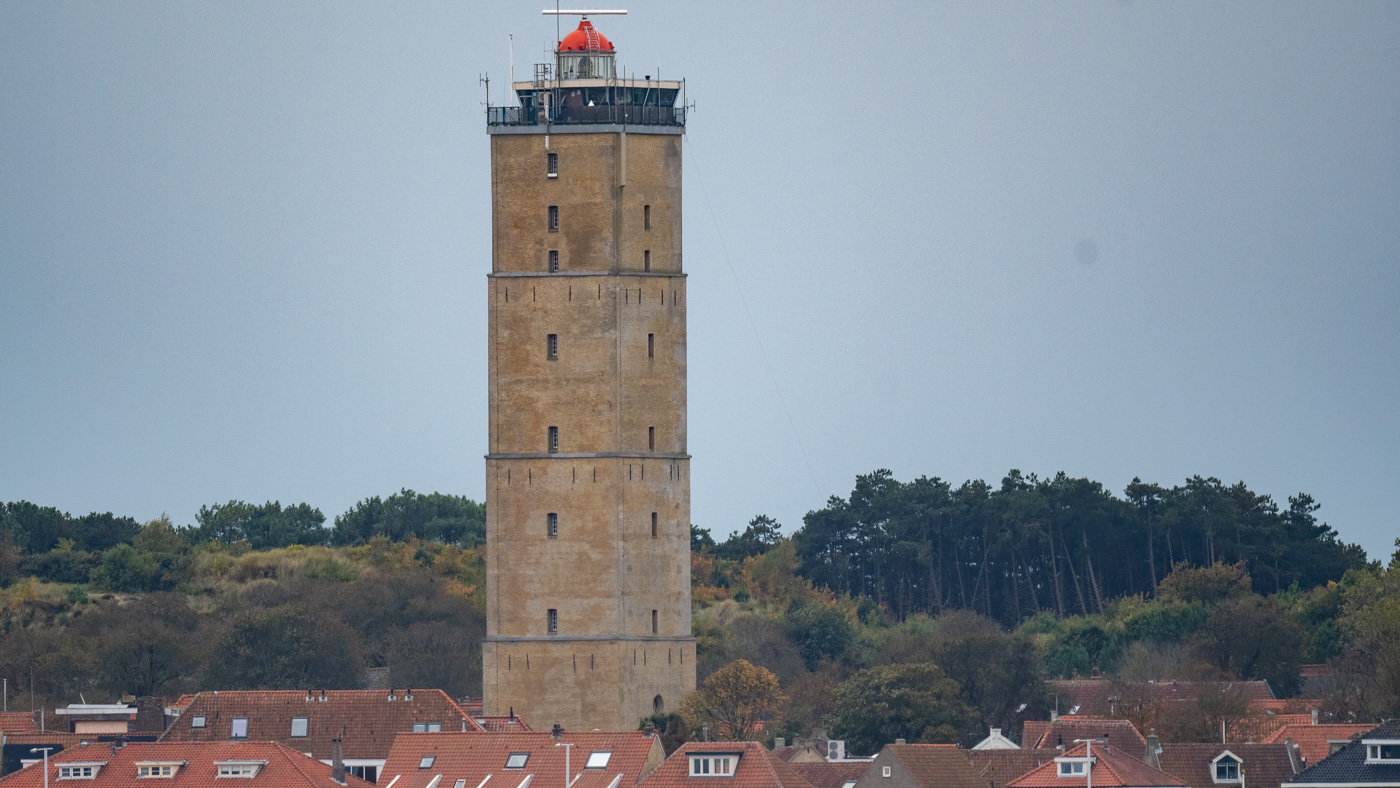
[[549, 206, 559, 232], [418, 756, 436, 770], [882, 767, 891, 778], [505, 754, 530, 769], [688, 756, 735, 777], [548, 513, 558, 538], [349, 767, 378, 782], [549, 250, 559, 272], [230, 718, 248, 739], [547, 152, 558, 177], [1214, 757, 1240, 782], [644, 250, 651, 271], [651, 512, 658, 538], [652, 609, 658, 633], [548, 608, 558, 634], [644, 205, 651, 230], [585, 752, 612, 769], [648, 333, 654, 359], [548, 333, 558, 360], [136, 764, 178, 778], [216, 764, 260, 779], [59, 765, 101, 780], [191, 716, 206, 729], [1367, 744, 1400, 762], [1058, 763, 1085, 777], [649, 426, 655, 450], [455, 781, 466, 788], [291, 717, 308, 737], [548, 426, 559, 452]]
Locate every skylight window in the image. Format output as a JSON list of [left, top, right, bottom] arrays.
[[191, 716, 206, 729], [586, 752, 612, 769], [291, 717, 309, 738], [505, 753, 530, 769], [230, 718, 248, 739], [419, 756, 436, 769]]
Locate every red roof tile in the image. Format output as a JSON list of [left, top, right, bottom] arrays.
[[1229, 715, 1313, 744], [1047, 681, 1275, 717], [1008, 743, 1185, 788], [875, 744, 987, 788], [640, 742, 813, 788], [788, 762, 867, 788], [1261, 725, 1371, 767], [962, 750, 1061, 788], [0, 713, 37, 734], [159, 690, 480, 761], [1152, 743, 1298, 788], [1024, 719, 1146, 750], [0, 740, 372, 788], [380, 731, 665, 788], [472, 717, 535, 733]]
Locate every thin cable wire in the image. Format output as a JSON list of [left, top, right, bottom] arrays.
[[684, 134, 823, 501]]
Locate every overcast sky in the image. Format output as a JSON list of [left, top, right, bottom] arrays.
[[2, 2, 1397, 561]]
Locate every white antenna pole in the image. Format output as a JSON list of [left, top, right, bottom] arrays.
[[509, 34, 515, 90]]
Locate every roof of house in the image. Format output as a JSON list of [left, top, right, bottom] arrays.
[[380, 731, 665, 788], [788, 761, 868, 788], [1232, 715, 1315, 745], [1262, 726, 1372, 767], [471, 716, 534, 733], [1153, 743, 1299, 788], [158, 690, 480, 760], [0, 713, 37, 734], [961, 750, 1060, 788], [0, 740, 372, 788], [870, 744, 986, 788], [1022, 718, 1147, 750], [973, 728, 1022, 751], [1008, 743, 1186, 788], [1047, 681, 1275, 716], [1283, 721, 1400, 787], [640, 742, 813, 788]]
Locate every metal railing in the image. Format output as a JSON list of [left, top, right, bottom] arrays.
[[488, 104, 685, 128]]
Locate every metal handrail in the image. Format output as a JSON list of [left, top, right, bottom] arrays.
[[487, 104, 684, 127]]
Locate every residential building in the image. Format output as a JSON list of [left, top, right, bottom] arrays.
[[1263, 726, 1372, 767], [852, 743, 987, 788], [1149, 743, 1301, 788], [480, 13, 695, 732], [160, 690, 479, 783], [1282, 721, 1400, 788], [378, 730, 665, 788], [0, 740, 371, 788], [961, 750, 1059, 788], [973, 729, 1021, 750], [1021, 718, 1146, 751], [639, 742, 813, 788], [789, 762, 868, 788], [1006, 742, 1186, 788]]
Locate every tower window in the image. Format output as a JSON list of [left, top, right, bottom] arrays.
[[548, 426, 559, 452], [651, 512, 658, 538], [547, 609, 558, 634], [547, 152, 558, 177], [549, 250, 559, 272], [652, 609, 658, 634], [549, 206, 559, 232], [643, 205, 651, 230], [649, 426, 655, 450], [644, 250, 651, 271], [547, 333, 558, 360], [547, 512, 558, 538], [648, 333, 654, 359]]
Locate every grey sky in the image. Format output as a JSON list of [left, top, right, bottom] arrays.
[[2, 2, 1397, 561]]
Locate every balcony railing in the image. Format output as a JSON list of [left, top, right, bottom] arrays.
[[488, 104, 685, 128]]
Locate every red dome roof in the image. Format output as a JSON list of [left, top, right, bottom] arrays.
[[558, 20, 614, 52]]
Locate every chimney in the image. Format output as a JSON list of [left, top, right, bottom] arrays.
[[551, 723, 563, 739], [990, 728, 1001, 738], [134, 696, 164, 733], [1311, 708, 1319, 725], [774, 738, 785, 750], [895, 739, 906, 745], [320, 689, 327, 702], [645, 722, 656, 739], [1051, 709, 1059, 722], [332, 738, 346, 784], [1145, 730, 1162, 769]]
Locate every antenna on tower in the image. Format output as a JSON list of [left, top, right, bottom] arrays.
[[479, 73, 490, 108]]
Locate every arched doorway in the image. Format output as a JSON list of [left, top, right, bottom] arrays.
[[653, 695, 665, 714]]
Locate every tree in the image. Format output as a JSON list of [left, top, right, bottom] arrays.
[[90, 544, 162, 592], [204, 605, 364, 689], [714, 515, 783, 560], [784, 603, 854, 670], [331, 490, 484, 547], [679, 659, 785, 741], [690, 524, 716, 552], [1157, 562, 1252, 606], [825, 662, 979, 755], [1189, 596, 1304, 694], [194, 500, 328, 549]]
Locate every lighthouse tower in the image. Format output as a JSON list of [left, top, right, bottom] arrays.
[[481, 15, 694, 732]]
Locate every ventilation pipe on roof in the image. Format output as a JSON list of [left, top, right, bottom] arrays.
[[551, 723, 563, 739], [332, 738, 346, 785], [321, 690, 328, 703]]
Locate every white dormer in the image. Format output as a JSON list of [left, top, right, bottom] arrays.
[[689, 753, 739, 777], [58, 762, 107, 780], [1364, 739, 1400, 764], [215, 760, 268, 778], [1055, 756, 1093, 778], [135, 761, 188, 778], [1212, 751, 1242, 783]]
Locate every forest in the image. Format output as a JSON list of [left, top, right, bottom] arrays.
[[2, 471, 1398, 746]]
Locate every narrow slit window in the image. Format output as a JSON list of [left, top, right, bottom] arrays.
[[652, 609, 658, 633], [548, 426, 559, 452], [649, 426, 655, 450], [547, 152, 558, 177], [648, 333, 654, 359], [549, 250, 559, 272], [548, 512, 558, 538], [651, 512, 658, 538], [644, 250, 651, 271], [547, 333, 558, 360], [548, 205, 559, 232], [547, 608, 558, 634], [643, 204, 651, 230]]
